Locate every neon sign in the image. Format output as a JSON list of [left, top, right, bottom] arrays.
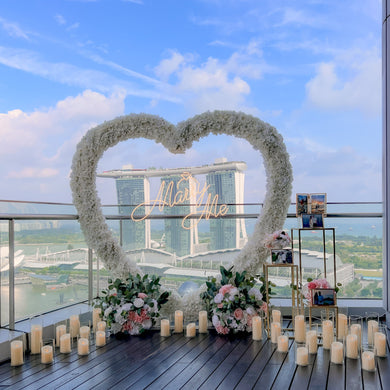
[[131, 172, 228, 229]]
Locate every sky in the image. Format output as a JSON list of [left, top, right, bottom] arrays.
[[0, 0, 382, 205]]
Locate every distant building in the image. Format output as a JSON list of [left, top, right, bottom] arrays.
[[206, 158, 247, 250], [98, 159, 247, 255]]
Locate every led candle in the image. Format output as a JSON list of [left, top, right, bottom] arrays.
[[331, 341, 344, 364], [60, 333, 71, 354], [362, 350, 375, 371], [97, 321, 106, 332], [79, 326, 90, 339], [174, 310, 183, 333], [186, 323, 196, 338], [41, 345, 53, 364], [93, 308, 101, 330], [346, 334, 358, 359], [69, 315, 80, 338], [95, 331, 106, 347], [296, 346, 309, 366], [10, 340, 24, 366], [374, 332, 387, 357], [306, 330, 318, 354], [160, 319, 171, 337], [198, 311, 208, 334], [350, 324, 362, 349], [367, 320, 379, 345], [56, 325, 66, 347], [337, 314, 348, 340], [78, 338, 89, 356], [322, 320, 333, 350], [30, 324, 42, 354], [252, 316, 263, 341], [271, 322, 281, 344], [277, 335, 289, 352], [294, 315, 306, 343], [272, 309, 281, 324]]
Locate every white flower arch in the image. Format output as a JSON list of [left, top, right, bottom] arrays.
[[70, 110, 293, 312]]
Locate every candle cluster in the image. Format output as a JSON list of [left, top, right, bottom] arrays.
[[161, 310, 209, 338]]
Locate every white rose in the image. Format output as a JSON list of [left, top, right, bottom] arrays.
[[133, 298, 144, 308], [214, 293, 223, 304]]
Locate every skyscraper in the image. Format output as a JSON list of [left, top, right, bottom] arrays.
[[206, 158, 247, 250], [115, 174, 150, 251]]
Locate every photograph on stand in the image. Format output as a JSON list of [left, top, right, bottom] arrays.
[[310, 193, 327, 216], [296, 193, 309, 216], [311, 288, 336, 306], [301, 214, 324, 229], [271, 249, 293, 264]]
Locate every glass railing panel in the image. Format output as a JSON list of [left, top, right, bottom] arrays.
[[12, 219, 88, 322], [0, 220, 9, 326], [0, 200, 77, 215]]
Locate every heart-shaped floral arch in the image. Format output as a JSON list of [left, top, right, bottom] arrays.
[[70, 110, 293, 316]]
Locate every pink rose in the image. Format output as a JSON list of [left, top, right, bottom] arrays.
[[307, 282, 317, 289], [219, 284, 233, 296], [138, 293, 147, 299], [260, 302, 268, 314], [216, 324, 229, 335], [234, 308, 244, 320]]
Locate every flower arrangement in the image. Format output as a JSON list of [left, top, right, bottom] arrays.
[[302, 277, 341, 305], [94, 273, 170, 335], [70, 110, 293, 281], [264, 230, 291, 249], [200, 266, 268, 335]]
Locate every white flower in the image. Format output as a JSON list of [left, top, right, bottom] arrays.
[[133, 298, 144, 308], [122, 303, 133, 311], [212, 314, 220, 327], [229, 287, 239, 297], [149, 299, 158, 313], [248, 288, 262, 301], [214, 293, 224, 304], [246, 306, 256, 316], [114, 312, 126, 325], [104, 307, 112, 317], [142, 319, 152, 329], [111, 323, 122, 334]]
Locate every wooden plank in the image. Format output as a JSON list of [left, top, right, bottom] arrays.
[[289, 352, 316, 390], [180, 337, 242, 390], [326, 361, 345, 390], [162, 334, 229, 390], [308, 348, 330, 390], [269, 341, 297, 390], [345, 357, 363, 390]]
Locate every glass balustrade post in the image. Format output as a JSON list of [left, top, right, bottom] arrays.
[[9, 219, 15, 329]]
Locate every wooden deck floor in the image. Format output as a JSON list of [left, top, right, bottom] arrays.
[[1, 324, 390, 390]]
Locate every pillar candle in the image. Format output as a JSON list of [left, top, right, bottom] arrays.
[[296, 346, 309, 366], [174, 310, 183, 333], [160, 319, 171, 337], [93, 308, 101, 330], [97, 321, 106, 332], [350, 324, 362, 349], [367, 320, 379, 345], [374, 332, 387, 357], [294, 315, 306, 343], [198, 311, 208, 334], [271, 322, 281, 344], [77, 338, 89, 356], [80, 326, 90, 339], [186, 323, 196, 338], [362, 351, 375, 371], [95, 330, 106, 347], [56, 324, 67, 347], [30, 324, 42, 354], [337, 314, 348, 340], [346, 334, 358, 359], [322, 320, 333, 350], [277, 335, 289, 352], [272, 309, 281, 324], [306, 330, 318, 354], [41, 345, 53, 364], [252, 316, 263, 341], [10, 340, 24, 366], [331, 341, 344, 364], [60, 333, 71, 353], [69, 315, 80, 338]]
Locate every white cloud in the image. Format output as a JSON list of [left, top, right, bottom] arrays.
[[276, 7, 325, 28], [55, 14, 66, 26], [0, 90, 126, 201], [0, 17, 30, 40]]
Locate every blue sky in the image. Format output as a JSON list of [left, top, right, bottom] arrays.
[[0, 0, 382, 204]]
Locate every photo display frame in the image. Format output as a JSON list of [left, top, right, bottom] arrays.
[[296, 193, 327, 217], [311, 288, 336, 306], [271, 249, 293, 264]]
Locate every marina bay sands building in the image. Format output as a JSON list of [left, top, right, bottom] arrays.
[[98, 158, 247, 255]]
